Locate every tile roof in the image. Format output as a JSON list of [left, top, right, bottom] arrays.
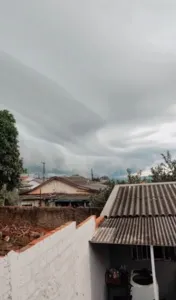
[[91, 216, 176, 246], [66, 175, 88, 185], [67, 176, 106, 191], [101, 182, 176, 217], [22, 176, 106, 196]]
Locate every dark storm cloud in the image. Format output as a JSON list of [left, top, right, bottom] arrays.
[[0, 0, 176, 174]]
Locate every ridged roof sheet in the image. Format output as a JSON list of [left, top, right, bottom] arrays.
[[91, 217, 176, 246], [101, 182, 176, 217]]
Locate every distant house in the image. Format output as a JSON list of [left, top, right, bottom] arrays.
[[20, 176, 106, 207], [19, 175, 43, 194], [28, 178, 43, 189]]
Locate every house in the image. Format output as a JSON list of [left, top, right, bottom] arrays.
[[11, 181, 176, 300], [19, 175, 43, 193], [20, 176, 106, 207], [90, 182, 176, 300], [3, 180, 176, 299]]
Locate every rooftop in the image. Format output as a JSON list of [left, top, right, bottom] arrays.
[[22, 176, 106, 196], [91, 216, 176, 246], [101, 182, 176, 217], [91, 182, 176, 246]]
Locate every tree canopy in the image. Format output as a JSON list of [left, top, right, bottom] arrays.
[[126, 168, 143, 184], [151, 150, 176, 182], [89, 180, 115, 207], [0, 110, 23, 191]]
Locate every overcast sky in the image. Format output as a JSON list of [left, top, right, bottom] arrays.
[[0, 0, 176, 176]]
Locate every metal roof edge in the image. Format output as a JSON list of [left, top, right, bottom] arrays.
[[100, 185, 119, 217], [117, 181, 176, 187]]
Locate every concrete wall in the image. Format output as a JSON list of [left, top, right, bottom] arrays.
[[0, 216, 97, 300], [0, 206, 101, 229], [90, 244, 110, 300], [10, 223, 77, 300], [21, 200, 40, 207], [75, 218, 96, 300], [0, 256, 11, 300], [110, 245, 176, 300]]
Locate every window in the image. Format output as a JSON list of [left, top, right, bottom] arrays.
[[132, 246, 176, 261]]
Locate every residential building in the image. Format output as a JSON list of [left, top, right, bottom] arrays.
[[20, 176, 106, 207], [2, 182, 176, 300], [91, 182, 176, 300], [19, 175, 43, 193]]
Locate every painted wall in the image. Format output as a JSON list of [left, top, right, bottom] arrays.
[[90, 244, 110, 300], [30, 179, 89, 195], [21, 200, 40, 207], [75, 218, 96, 300], [109, 245, 176, 300], [0, 256, 11, 300], [0, 216, 97, 300]]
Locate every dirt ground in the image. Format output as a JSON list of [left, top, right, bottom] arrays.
[[0, 222, 48, 256]]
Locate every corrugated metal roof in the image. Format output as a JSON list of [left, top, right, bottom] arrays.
[[101, 182, 176, 217], [91, 217, 176, 246]]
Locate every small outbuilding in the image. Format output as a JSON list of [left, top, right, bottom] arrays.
[[90, 182, 176, 300]]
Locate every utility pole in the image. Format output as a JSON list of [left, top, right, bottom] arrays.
[[41, 161, 46, 182], [91, 168, 94, 181]]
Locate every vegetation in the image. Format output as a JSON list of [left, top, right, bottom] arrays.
[[90, 151, 176, 207], [0, 110, 23, 194], [89, 180, 115, 207], [126, 168, 143, 184], [151, 150, 176, 182], [0, 187, 20, 206]]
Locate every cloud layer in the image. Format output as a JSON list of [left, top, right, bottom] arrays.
[[0, 0, 176, 175]]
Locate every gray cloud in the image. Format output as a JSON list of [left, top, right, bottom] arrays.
[[0, 0, 176, 175]]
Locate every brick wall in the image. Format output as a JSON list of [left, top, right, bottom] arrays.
[[0, 206, 101, 229], [1, 216, 97, 300]]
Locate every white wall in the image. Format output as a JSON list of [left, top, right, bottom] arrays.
[[21, 200, 40, 207], [75, 218, 96, 300], [0, 216, 97, 300], [0, 256, 11, 300], [90, 244, 110, 300]]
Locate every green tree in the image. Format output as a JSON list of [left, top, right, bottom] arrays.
[[0, 110, 23, 191], [0, 186, 20, 206], [151, 150, 176, 182], [126, 168, 143, 184], [89, 180, 115, 208]]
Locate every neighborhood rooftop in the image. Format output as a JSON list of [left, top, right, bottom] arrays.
[[91, 182, 176, 246], [22, 176, 106, 194], [101, 181, 176, 217]]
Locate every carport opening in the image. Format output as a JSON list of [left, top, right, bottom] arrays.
[[90, 244, 176, 300]]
